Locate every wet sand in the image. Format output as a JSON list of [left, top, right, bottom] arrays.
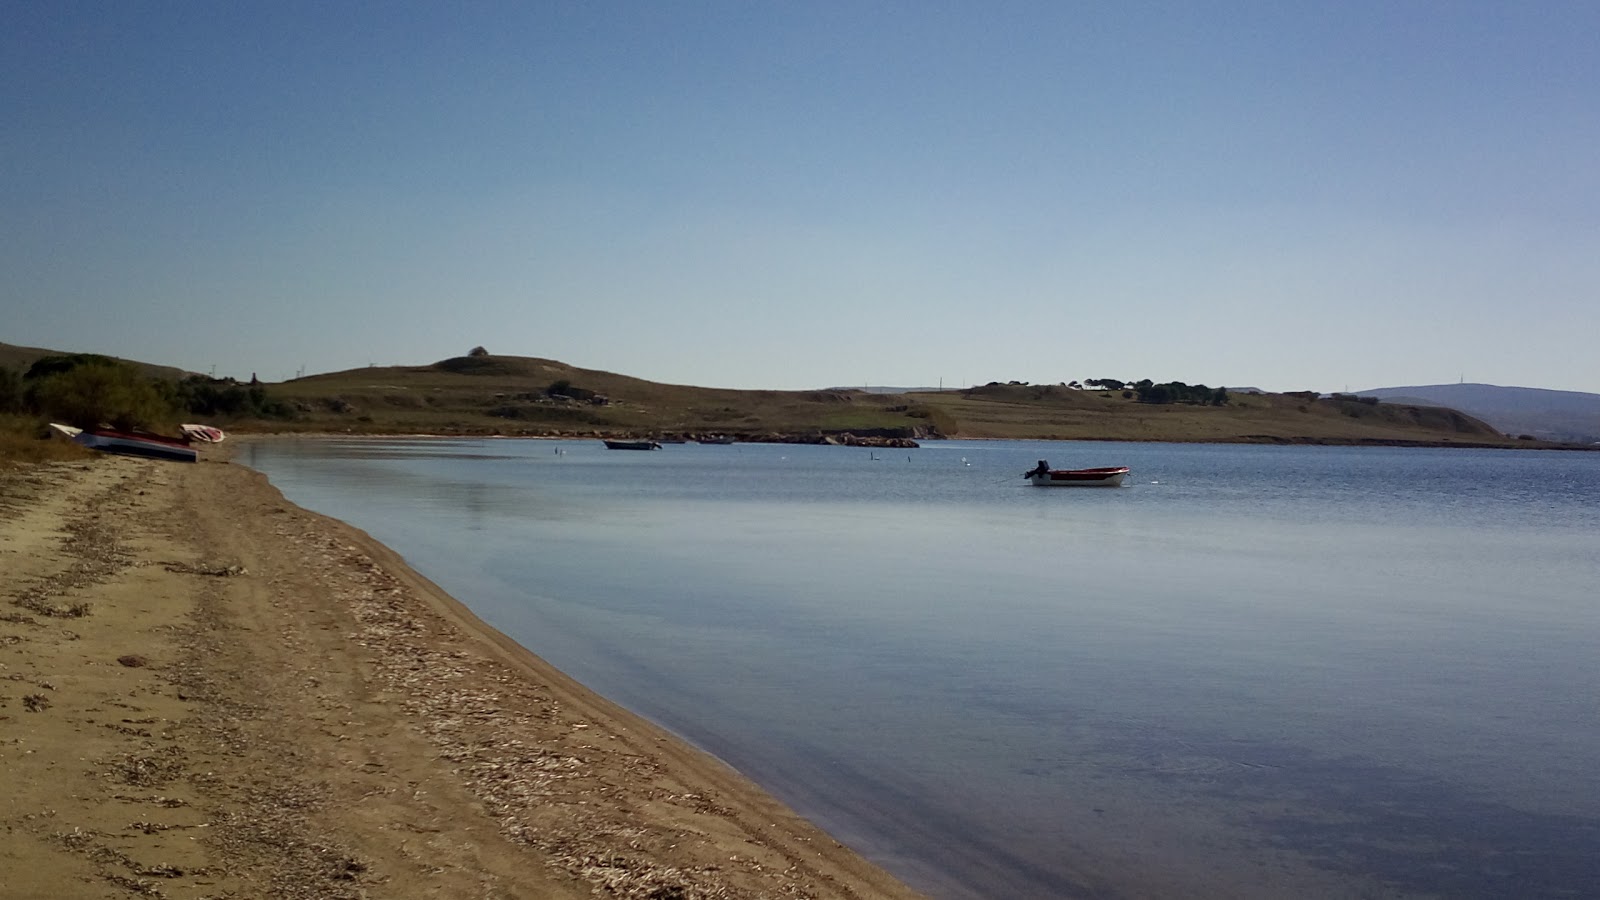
[[0, 453, 926, 899]]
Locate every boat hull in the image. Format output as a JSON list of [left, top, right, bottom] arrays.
[[79, 429, 198, 463], [603, 439, 662, 450], [180, 423, 226, 443], [1028, 466, 1129, 487]]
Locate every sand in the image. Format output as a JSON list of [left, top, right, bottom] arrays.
[[0, 453, 926, 899]]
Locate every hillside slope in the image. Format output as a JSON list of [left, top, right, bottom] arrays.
[[1357, 383, 1600, 443], [270, 354, 943, 438], [913, 383, 1507, 445], [2, 343, 1546, 447], [0, 340, 190, 381], [256, 355, 1520, 446]]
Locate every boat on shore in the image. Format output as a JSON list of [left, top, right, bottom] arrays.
[[1022, 460, 1130, 487], [695, 435, 736, 445], [603, 439, 663, 451], [180, 423, 226, 443], [50, 424, 200, 463]]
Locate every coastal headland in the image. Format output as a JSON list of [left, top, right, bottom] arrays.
[[0, 451, 926, 899]]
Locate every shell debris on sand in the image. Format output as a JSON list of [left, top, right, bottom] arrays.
[[0, 454, 925, 900]]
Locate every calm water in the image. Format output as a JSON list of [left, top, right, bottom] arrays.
[[241, 439, 1600, 899]]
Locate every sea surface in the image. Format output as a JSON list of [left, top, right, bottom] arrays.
[[240, 438, 1600, 899]]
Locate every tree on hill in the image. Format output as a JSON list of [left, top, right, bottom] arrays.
[[24, 353, 122, 380], [468, 346, 489, 357], [1133, 379, 1229, 406]]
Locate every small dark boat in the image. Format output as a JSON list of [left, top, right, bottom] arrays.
[[1022, 459, 1129, 487], [603, 439, 662, 450]]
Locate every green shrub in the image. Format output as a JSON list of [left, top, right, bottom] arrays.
[[0, 367, 20, 414], [24, 353, 121, 380], [27, 359, 172, 430], [172, 375, 294, 419]]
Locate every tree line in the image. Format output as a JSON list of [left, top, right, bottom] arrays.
[[0, 354, 291, 430], [1083, 378, 1229, 406]]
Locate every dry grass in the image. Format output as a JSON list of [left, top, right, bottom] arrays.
[[0, 416, 93, 465]]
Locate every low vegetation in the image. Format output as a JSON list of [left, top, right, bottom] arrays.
[[0, 352, 293, 463], [0, 415, 91, 465], [23, 356, 171, 431]]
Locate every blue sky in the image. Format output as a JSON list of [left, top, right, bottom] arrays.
[[4, 2, 1598, 392]]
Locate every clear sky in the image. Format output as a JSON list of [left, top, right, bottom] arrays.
[[4, 2, 1598, 393]]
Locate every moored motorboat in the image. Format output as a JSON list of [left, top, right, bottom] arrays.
[[603, 439, 662, 450], [1022, 459, 1129, 487]]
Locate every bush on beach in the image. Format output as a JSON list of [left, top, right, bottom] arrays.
[[1, 356, 177, 463], [25, 357, 172, 431]]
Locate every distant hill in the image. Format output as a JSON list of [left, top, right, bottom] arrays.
[[0, 341, 1561, 447], [1355, 383, 1600, 443], [0, 340, 191, 382], [249, 353, 1522, 446]]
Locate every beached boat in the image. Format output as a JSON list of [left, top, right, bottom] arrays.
[[51, 424, 199, 463], [695, 435, 736, 444], [180, 423, 226, 443], [603, 439, 662, 451], [1022, 460, 1129, 487]]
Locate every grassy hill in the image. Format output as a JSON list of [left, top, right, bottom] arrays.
[[266, 355, 941, 438], [0, 341, 190, 382], [250, 354, 1519, 446], [0, 343, 1547, 448], [913, 384, 1507, 444]]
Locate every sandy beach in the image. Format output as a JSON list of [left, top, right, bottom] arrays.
[[0, 452, 926, 899]]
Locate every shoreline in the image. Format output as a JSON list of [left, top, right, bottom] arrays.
[[230, 428, 1597, 452], [0, 453, 926, 898]]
